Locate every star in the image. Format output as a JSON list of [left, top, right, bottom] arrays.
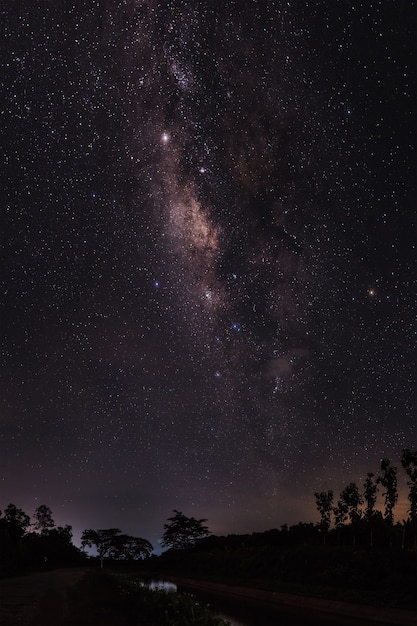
[[0, 0, 414, 555]]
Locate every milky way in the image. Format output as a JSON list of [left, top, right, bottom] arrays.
[[1, 1, 415, 547]]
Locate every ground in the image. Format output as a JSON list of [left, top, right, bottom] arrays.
[[0, 568, 128, 625], [0, 568, 415, 625]]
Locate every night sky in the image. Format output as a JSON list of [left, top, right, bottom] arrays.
[[1, 1, 415, 551]]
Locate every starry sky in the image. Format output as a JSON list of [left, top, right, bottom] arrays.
[[1, 1, 416, 550]]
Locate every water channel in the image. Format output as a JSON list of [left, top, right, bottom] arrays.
[[142, 579, 327, 626]]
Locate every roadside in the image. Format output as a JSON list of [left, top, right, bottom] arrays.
[[0, 568, 89, 625], [168, 576, 417, 626], [0, 568, 134, 626], [0, 567, 415, 626]]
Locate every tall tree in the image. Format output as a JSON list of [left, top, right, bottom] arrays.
[[378, 458, 398, 525], [111, 534, 153, 560], [340, 483, 363, 524], [338, 483, 363, 546], [363, 473, 378, 521], [401, 449, 417, 548], [401, 449, 417, 523], [81, 528, 122, 568], [80, 528, 152, 566], [314, 490, 333, 544], [363, 472, 378, 547], [333, 496, 349, 545], [33, 505, 55, 534], [161, 510, 210, 550], [3, 503, 31, 539]]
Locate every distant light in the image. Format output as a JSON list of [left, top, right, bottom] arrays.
[[161, 133, 170, 144]]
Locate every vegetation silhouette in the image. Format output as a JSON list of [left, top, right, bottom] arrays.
[[0, 449, 416, 611], [161, 510, 210, 550], [81, 528, 153, 568]]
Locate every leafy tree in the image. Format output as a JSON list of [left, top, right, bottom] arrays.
[[22, 524, 82, 569], [401, 449, 417, 523], [81, 528, 121, 568], [401, 449, 417, 548], [2, 503, 31, 540], [334, 483, 363, 546], [81, 528, 152, 566], [0, 504, 31, 569], [111, 534, 153, 560], [161, 510, 210, 550], [377, 458, 398, 525], [340, 482, 363, 525], [333, 496, 349, 544], [363, 472, 378, 547], [363, 473, 378, 521], [54, 524, 73, 543], [33, 505, 55, 534], [314, 490, 333, 544]]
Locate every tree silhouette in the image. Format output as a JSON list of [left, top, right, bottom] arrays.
[[401, 449, 417, 548], [337, 483, 363, 546], [33, 505, 55, 534], [2, 504, 31, 541], [363, 473, 378, 521], [81, 528, 122, 568], [314, 491, 333, 544], [81, 528, 153, 566], [161, 510, 210, 550], [342, 483, 363, 525], [333, 496, 349, 545], [111, 534, 153, 560], [401, 449, 417, 523], [22, 524, 81, 568], [377, 458, 398, 525], [363, 473, 378, 547]]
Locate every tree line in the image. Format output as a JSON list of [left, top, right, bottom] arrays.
[[0, 503, 82, 576], [1, 449, 415, 577], [314, 449, 417, 547], [0, 504, 210, 576]]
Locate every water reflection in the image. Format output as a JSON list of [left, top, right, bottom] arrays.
[[142, 579, 177, 593]]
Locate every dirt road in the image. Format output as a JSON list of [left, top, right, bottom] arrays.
[[0, 568, 130, 626], [170, 576, 417, 626], [0, 568, 95, 625], [0, 568, 415, 626]]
